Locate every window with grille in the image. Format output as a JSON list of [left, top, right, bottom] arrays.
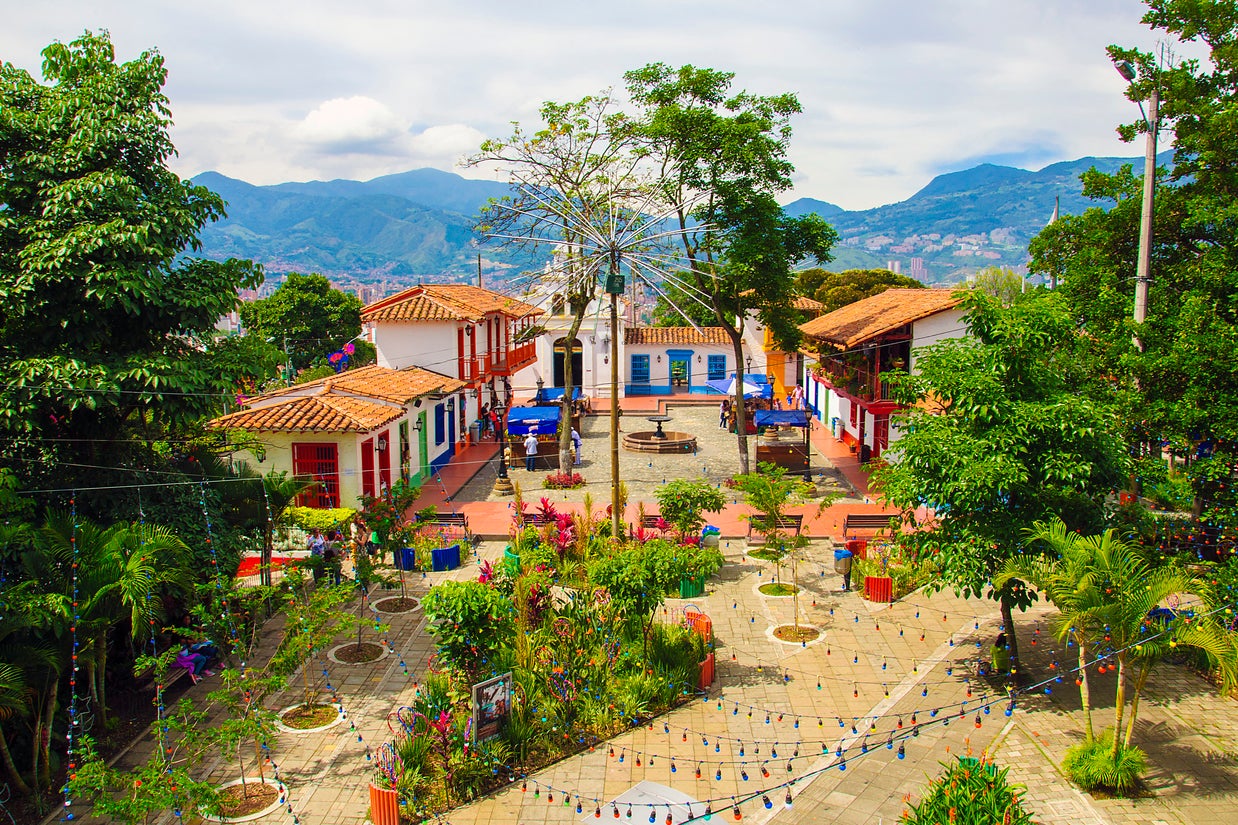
[[292, 443, 340, 508], [707, 354, 726, 381], [631, 354, 650, 384]]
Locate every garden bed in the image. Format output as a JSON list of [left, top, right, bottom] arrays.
[[758, 582, 798, 597], [276, 702, 342, 733], [771, 624, 821, 644], [205, 779, 283, 822], [328, 642, 387, 664], [372, 596, 420, 613]]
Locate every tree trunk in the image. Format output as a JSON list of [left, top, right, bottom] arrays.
[[0, 725, 32, 796], [999, 595, 1022, 682], [728, 330, 751, 475], [1077, 637, 1094, 742], [1123, 662, 1152, 750], [262, 528, 274, 589], [95, 633, 110, 725], [1111, 652, 1128, 758]]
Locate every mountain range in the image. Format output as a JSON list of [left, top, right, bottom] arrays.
[[191, 155, 1155, 289]]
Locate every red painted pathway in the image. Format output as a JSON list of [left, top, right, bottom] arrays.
[[414, 396, 898, 541]]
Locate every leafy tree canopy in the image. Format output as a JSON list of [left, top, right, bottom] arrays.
[[795, 268, 924, 313], [1029, 0, 1238, 520], [238, 272, 365, 372], [874, 290, 1128, 673], [0, 32, 264, 442]]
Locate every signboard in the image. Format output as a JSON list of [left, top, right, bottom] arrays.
[[605, 272, 625, 295], [471, 671, 513, 743]]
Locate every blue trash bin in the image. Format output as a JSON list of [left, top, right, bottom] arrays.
[[431, 544, 461, 572], [396, 547, 417, 571]]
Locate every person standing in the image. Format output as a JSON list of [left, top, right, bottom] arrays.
[[719, 399, 730, 428], [489, 408, 501, 441], [479, 404, 491, 436], [523, 429, 538, 472], [571, 427, 583, 466]]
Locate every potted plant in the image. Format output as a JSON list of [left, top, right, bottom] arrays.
[[863, 541, 895, 603]]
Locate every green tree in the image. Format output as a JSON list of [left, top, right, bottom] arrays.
[[650, 274, 720, 328], [422, 581, 514, 680], [1029, 1, 1238, 523], [470, 92, 670, 482], [652, 478, 727, 542], [901, 757, 1037, 825], [626, 64, 836, 473], [874, 290, 1128, 677], [238, 272, 363, 372], [969, 266, 1026, 306], [0, 31, 264, 452], [590, 541, 682, 660], [796, 267, 925, 313]]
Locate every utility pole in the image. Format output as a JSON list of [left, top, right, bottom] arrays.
[[1117, 60, 1158, 352], [607, 253, 623, 539]]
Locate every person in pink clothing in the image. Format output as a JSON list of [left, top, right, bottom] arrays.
[[174, 645, 213, 684]]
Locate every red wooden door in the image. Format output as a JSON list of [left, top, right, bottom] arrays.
[[292, 443, 340, 508], [361, 438, 375, 499]]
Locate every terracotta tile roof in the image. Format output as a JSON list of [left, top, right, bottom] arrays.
[[209, 394, 404, 433], [260, 365, 464, 404], [208, 365, 464, 434], [362, 284, 542, 323], [624, 326, 731, 345], [799, 289, 963, 349]]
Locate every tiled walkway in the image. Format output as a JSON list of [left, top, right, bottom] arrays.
[[61, 397, 1238, 824]]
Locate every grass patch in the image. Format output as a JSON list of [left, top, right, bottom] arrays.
[[773, 625, 819, 643], [747, 548, 783, 561], [280, 703, 338, 729], [758, 582, 797, 596]]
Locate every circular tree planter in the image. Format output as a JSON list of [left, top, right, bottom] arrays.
[[756, 581, 798, 598], [203, 778, 284, 823], [769, 624, 823, 647], [328, 642, 389, 665], [746, 548, 783, 563], [274, 702, 344, 734], [372, 596, 420, 614]]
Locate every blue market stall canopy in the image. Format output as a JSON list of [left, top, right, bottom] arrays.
[[534, 386, 582, 404], [506, 406, 561, 436], [754, 410, 812, 428], [705, 374, 773, 399]]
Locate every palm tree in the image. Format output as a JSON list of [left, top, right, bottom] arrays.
[[999, 519, 1238, 757], [259, 471, 318, 588], [37, 513, 192, 725]]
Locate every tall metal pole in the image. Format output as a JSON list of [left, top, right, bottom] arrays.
[[1133, 85, 1158, 351], [610, 289, 621, 538]]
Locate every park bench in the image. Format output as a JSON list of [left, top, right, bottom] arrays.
[[520, 512, 554, 527], [747, 514, 803, 544], [639, 514, 667, 530], [842, 513, 898, 537], [418, 511, 474, 545]]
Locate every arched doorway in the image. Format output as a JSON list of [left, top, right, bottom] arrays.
[[552, 337, 583, 388]]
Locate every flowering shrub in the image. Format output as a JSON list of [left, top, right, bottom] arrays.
[[543, 471, 585, 489]]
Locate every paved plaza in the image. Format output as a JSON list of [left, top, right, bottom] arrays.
[[62, 404, 1238, 825]]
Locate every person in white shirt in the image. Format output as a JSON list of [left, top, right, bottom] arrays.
[[523, 429, 538, 471], [571, 428, 583, 465]]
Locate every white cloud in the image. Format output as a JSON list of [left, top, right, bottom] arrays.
[[408, 124, 486, 161], [294, 96, 404, 150], [2, 0, 1193, 206]]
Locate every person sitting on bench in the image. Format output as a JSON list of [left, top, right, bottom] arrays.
[[175, 645, 213, 684]]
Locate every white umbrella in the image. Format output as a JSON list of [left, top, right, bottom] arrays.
[[580, 781, 703, 823], [722, 376, 762, 397]]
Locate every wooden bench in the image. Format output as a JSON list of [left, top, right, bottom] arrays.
[[639, 514, 667, 530], [420, 511, 475, 545], [842, 513, 898, 537], [520, 512, 554, 527], [747, 514, 803, 543]]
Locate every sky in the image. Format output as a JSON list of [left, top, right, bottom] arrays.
[[3, 0, 1184, 210]]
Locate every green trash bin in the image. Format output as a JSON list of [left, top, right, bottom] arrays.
[[503, 546, 521, 575], [679, 576, 704, 599]]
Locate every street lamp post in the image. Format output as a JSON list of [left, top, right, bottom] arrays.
[[492, 405, 513, 496], [1117, 60, 1158, 351]]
